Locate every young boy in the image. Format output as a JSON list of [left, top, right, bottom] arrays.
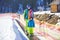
[[28, 7, 35, 37], [28, 18, 35, 37], [24, 4, 35, 37], [24, 4, 31, 34]]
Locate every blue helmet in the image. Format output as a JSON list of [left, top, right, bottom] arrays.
[[26, 4, 31, 9]]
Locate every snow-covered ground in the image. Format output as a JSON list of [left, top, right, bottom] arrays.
[[0, 16, 16, 40], [0, 15, 29, 40], [34, 11, 60, 17]]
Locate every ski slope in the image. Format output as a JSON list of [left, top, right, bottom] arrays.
[[0, 15, 29, 40]]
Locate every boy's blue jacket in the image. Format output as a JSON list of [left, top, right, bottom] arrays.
[[28, 19, 35, 27]]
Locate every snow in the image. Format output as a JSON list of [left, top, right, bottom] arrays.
[[0, 15, 29, 40], [34, 11, 51, 14], [0, 16, 16, 40], [34, 11, 60, 17]]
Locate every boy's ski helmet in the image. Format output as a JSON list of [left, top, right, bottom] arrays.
[[26, 4, 31, 9]]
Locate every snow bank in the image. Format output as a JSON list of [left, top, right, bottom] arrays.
[[0, 16, 16, 40]]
